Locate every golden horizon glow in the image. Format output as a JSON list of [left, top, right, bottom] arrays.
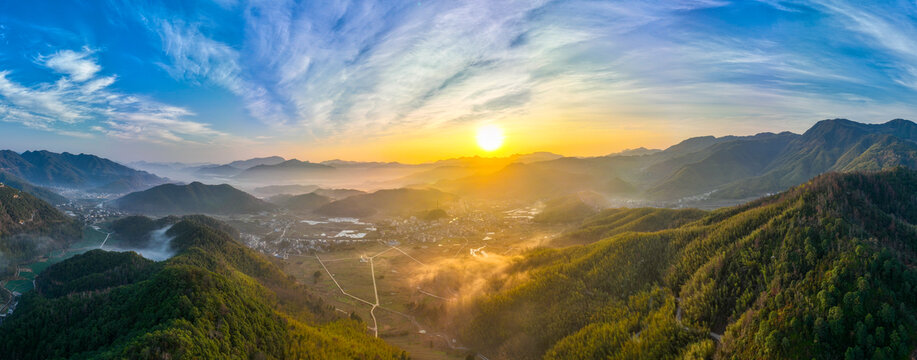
[[476, 124, 505, 152], [272, 115, 687, 164]]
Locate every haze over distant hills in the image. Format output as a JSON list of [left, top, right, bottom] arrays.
[[227, 156, 286, 169], [0, 150, 166, 193], [315, 188, 456, 218], [267, 192, 332, 213], [235, 159, 336, 181], [435, 119, 917, 206], [5, 119, 917, 359], [6, 118, 908, 210]]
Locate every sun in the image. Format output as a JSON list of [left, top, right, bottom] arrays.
[[476, 124, 505, 152]]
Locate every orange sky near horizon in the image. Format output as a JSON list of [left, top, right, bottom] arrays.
[[274, 119, 684, 164]]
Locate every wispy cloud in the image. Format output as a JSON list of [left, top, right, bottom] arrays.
[[40, 48, 101, 82], [7, 0, 917, 160], [0, 48, 226, 143]]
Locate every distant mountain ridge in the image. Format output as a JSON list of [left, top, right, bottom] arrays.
[[193, 164, 243, 177], [113, 182, 275, 215], [227, 155, 285, 169], [435, 119, 917, 205], [235, 159, 335, 181], [0, 150, 166, 193]]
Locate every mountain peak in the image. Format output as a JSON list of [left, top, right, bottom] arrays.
[[804, 118, 917, 141]]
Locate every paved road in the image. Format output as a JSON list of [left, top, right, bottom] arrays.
[[99, 232, 112, 249]]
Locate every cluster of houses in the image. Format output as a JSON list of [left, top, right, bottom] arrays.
[[0, 291, 22, 326]]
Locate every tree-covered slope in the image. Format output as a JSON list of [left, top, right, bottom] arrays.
[[645, 132, 797, 199], [0, 217, 406, 359], [114, 182, 275, 215], [552, 207, 707, 246], [0, 150, 166, 191], [0, 185, 81, 276], [714, 119, 917, 199], [0, 171, 67, 204], [108, 214, 240, 248], [460, 168, 917, 359]]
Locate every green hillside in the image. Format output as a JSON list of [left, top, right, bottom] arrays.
[[460, 168, 917, 359], [714, 119, 917, 199], [553, 207, 707, 246], [0, 171, 67, 204], [108, 214, 240, 248], [0, 185, 81, 276], [645, 133, 797, 199], [114, 182, 276, 215], [0, 217, 406, 359]]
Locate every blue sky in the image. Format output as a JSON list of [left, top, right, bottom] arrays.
[[2, 0, 917, 162]]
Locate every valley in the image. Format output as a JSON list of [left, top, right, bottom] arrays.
[[6, 2, 917, 358], [3, 119, 917, 359]]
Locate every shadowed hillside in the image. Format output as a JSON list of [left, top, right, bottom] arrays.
[[459, 167, 917, 360], [0, 185, 81, 276], [0, 150, 166, 192]]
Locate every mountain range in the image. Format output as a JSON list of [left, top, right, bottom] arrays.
[[435, 119, 917, 205], [234, 159, 336, 181], [0, 150, 166, 193]]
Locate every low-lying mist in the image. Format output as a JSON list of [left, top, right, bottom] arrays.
[[105, 225, 176, 261], [400, 231, 557, 330]]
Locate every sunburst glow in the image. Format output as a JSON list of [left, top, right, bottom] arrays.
[[476, 124, 505, 152]]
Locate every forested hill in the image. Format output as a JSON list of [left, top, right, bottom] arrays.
[[460, 167, 917, 359], [0, 172, 66, 205], [0, 217, 406, 359], [0, 185, 81, 276], [113, 182, 275, 215], [0, 150, 166, 192]]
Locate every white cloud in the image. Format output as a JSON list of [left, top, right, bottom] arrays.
[[0, 49, 227, 144], [83, 76, 116, 93], [123, 0, 917, 143], [42, 48, 101, 82]]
